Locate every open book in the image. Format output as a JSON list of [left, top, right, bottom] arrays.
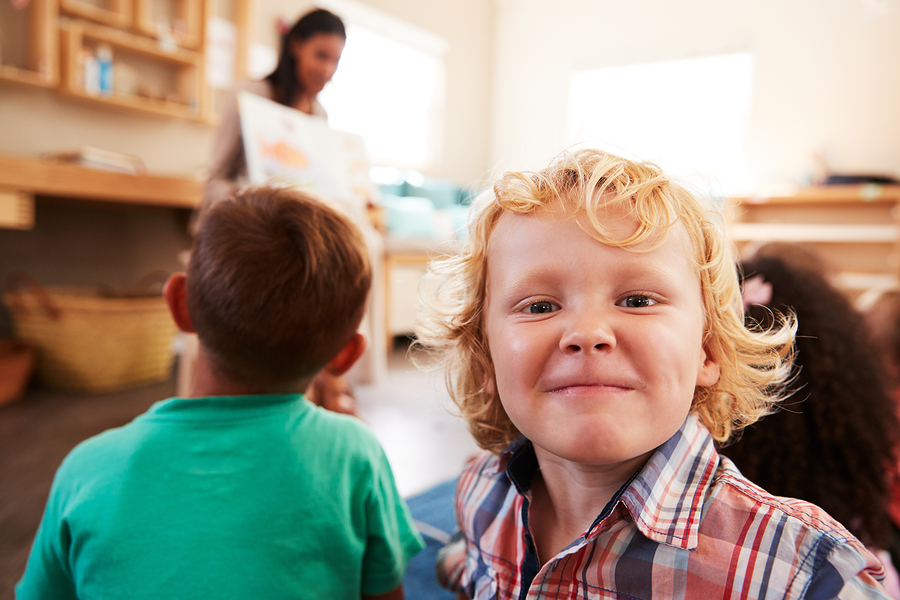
[[238, 91, 374, 224]]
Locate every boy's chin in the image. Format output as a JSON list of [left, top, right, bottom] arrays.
[[530, 438, 658, 472]]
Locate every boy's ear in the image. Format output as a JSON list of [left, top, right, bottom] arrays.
[[696, 346, 721, 387], [163, 273, 195, 334], [483, 372, 495, 396], [324, 331, 366, 377]]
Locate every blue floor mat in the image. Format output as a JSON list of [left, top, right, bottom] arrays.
[[404, 477, 458, 599]]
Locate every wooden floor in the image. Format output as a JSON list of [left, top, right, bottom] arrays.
[[0, 375, 176, 598]]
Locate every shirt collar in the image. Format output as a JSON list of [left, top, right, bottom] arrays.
[[500, 436, 537, 496], [498, 414, 719, 551], [142, 393, 309, 421], [615, 414, 718, 550]]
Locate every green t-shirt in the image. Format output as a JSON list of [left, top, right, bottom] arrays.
[[17, 394, 424, 599]]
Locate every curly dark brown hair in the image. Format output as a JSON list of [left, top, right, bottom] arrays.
[[720, 253, 900, 547]]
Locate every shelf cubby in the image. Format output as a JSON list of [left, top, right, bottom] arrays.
[[0, 0, 59, 88], [59, 19, 209, 121]]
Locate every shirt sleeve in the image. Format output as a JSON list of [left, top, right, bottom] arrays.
[[360, 446, 426, 596], [436, 528, 468, 592], [805, 540, 893, 600], [15, 470, 78, 600]]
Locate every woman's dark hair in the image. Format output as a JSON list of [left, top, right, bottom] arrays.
[[720, 253, 900, 547], [265, 8, 346, 106]]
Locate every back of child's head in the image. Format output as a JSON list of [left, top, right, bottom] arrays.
[[414, 148, 794, 453], [863, 289, 900, 390], [188, 185, 371, 389], [723, 251, 899, 547]]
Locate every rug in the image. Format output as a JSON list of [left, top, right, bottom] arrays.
[[403, 477, 458, 599]]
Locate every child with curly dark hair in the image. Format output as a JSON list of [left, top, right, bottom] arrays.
[[862, 288, 900, 585], [863, 289, 900, 396], [722, 248, 900, 597]]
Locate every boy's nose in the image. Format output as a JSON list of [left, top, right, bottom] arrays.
[[559, 313, 616, 354]]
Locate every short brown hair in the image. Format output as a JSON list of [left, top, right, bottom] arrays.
[[188, 185, 371, 388], [414, 148, 794, 453]]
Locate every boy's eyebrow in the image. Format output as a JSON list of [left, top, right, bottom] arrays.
[[495, 260, 686, 297]]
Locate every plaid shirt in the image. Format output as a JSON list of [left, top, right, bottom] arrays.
[[437, 415, 890, 599]]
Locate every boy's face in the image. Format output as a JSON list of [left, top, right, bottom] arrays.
[[483, 209, 720, 470]]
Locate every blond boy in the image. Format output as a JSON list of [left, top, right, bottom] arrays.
[[415, 149, 889, 599]]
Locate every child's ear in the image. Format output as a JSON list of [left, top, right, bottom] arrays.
[[696, 346, 720, 387], [483, 373, 495, 396], [324, 331, 367, 377], [163, 273, 195, 334]]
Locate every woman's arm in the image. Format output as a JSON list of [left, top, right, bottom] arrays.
[[201, 89, 244, 211]]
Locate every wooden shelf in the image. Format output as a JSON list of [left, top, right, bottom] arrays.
[[0, 154, 202, 209], [835, 272, 899, 292], [78, 20, 199, 62], [60, 0, 131, 28], [729, 223, 898, 244], [728, 185, 900, 300], [62, 87, 207, 119], [134, 0, 202, 50], [735, 184, 900, 205], [0, 64, 57, 88]]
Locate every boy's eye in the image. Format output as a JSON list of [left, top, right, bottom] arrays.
[[524, 301, 559, 314], [621, 295, 656, 308]]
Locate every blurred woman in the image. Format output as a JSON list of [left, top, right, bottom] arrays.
[[191, 9, 367, 413], [201, 8, 346, 214]]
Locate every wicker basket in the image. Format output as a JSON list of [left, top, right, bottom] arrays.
[[4, 273, 177, 393]]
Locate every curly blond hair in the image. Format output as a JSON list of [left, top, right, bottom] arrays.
[[413, 148, 795, 454]]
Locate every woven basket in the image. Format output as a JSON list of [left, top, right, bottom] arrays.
[[4, 273, 177, 393]]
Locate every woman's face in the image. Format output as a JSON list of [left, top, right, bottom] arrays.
[[290, 32, 345, 96]]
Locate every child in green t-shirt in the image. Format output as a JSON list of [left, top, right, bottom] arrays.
[[18, 185, 424, 600]]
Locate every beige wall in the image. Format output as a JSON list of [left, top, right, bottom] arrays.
[[0, 86, 215, 177], [489, 0, 900, 185]]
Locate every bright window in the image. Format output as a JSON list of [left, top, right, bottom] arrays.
[[318, 2, 446, 172], [569, 53, 754, 194]]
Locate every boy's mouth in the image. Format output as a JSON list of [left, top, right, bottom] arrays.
[[546, 382, 633, 395]]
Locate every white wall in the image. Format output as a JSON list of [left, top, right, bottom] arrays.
[[0, 0, 494, 186], [489, 0, 900, 186]]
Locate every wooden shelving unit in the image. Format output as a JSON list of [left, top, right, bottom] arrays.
[[1, 0, 249, 122], [728, 184, 900, 299], [59, 19, 207, 120]]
